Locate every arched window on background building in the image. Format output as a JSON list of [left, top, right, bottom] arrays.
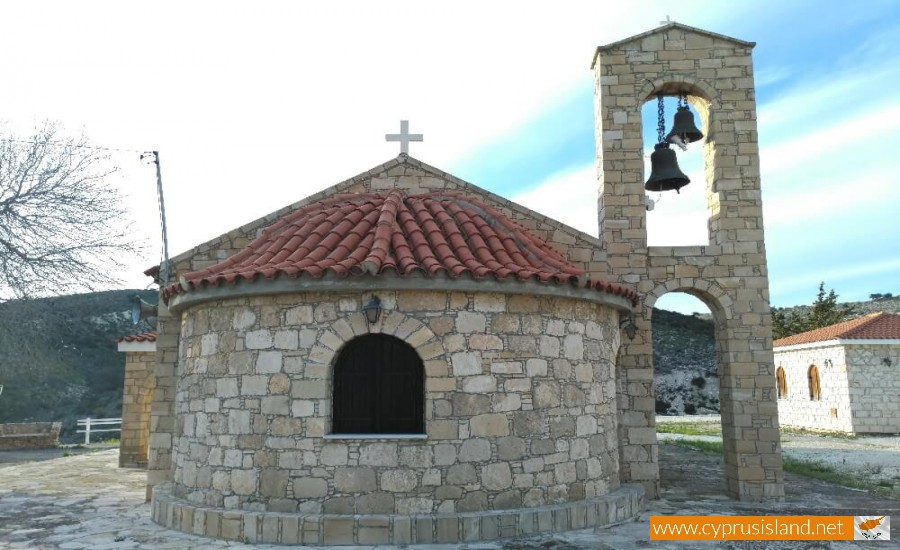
[[776, 367, 788, 399], [807, 365, 821, 401], [332, 334, 424, 434]]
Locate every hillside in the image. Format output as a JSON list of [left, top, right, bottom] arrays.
[[0, 290, 156, 441], [654, 294, 900, 415], [0, 290, 895, 437]]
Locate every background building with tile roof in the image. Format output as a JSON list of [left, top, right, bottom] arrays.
[[774, 312, 900, 433]]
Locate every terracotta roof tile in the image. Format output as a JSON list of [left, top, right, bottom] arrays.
[[164, 190, 638, 305], [117, 331, 157, 343], [773, 312, 900, 347]]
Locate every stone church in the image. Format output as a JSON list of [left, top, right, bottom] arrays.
[[120, 22, 784, 544]]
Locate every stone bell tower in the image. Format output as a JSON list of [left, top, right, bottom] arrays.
[[592, 22, 784, 501]]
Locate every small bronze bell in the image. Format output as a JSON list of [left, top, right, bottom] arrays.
[[666, 105, 704, 144], [645, 143, 690, 193]]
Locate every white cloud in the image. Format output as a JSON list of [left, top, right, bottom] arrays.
[[511, 166, 598, 237], [761, 106, 900, 174]]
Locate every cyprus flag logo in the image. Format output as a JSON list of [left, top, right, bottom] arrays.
[[855, 516, 890, 541]]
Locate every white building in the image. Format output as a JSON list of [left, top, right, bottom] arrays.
[[774, 312, 900, 434]]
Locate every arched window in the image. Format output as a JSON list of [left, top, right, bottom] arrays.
[[808, 365, 821, 401], [776, 367, 787, 399], [332, 334, 424, 434]]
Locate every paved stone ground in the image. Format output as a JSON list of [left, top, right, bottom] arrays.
[[0, 444, 897, 549]]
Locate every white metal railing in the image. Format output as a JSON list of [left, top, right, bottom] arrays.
[[76, 417, 122, 445]]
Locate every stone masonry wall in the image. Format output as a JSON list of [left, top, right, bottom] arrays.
[[845, 344, 900, 433], [120, 350, 157, 468], [146, 161, 622, 502], [168, 290, 621, 515], [0, 422, 61, 450], [774, 345, 852, 433]]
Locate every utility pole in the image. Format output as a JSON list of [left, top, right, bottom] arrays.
[[141, 151, 171, 284]]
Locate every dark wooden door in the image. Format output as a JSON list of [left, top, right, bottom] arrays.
[[333, 334, 423, 434]]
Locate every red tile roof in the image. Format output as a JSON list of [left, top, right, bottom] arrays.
[[117, 331, 157, 343], [773, 312, 900, 347], [164, 190, 637, 305]]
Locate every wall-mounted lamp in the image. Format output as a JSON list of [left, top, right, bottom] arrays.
[[619, 314, 638, 340], [823, 359, 833, 368], [362, 296, 382, 325], [883, 357, 893, 367]]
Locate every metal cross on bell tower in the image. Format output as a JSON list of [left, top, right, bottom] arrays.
[[385, 120, 423, 154]]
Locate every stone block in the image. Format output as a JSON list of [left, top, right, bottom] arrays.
[[291, 400, 314, 417], [359, 442, 398, 466], [358, 492, 395, 513], [452, 393, 490, 416], [447, 463, 477, 484], [436, 517, 459, 543], [474, 293, 506, 312], [231, 469, 257, 495], [533, 381, 561, 408], [323, 496, 354, 514], [462, 375, 497, 393], [381, 469, 418, 492], [259, 469, 288, 497], [323, 518, 354, 545], [470, 334, 503, 350], [526, 358, 548, 377], [459, 438, 492, 462], [451, 351, 482, 375], [456, 311, 486, 333], [393, 516, 412, 544], [471, 413, 509, 436], [245, 330, 273, 349], [513, 411, 544, 436], [539, 336, 560, 357], [260, 395, 289, 415], [240, 375, 268, 396], [285, 305, 313, 325], [334, 467, 376, 492], [434, 443, 458, 465], [492, 393, 521, 412], [457, 490, 488, 512], [564, 334, 585, 360], [482, 463, 513, 490], [321, 443, 348, 465], [428, 420, 459, 439], [491, 361, 523, 374], [400, 445, 434, 467]]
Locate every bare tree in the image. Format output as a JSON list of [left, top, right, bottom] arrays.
[[0, 122, 139, 300]]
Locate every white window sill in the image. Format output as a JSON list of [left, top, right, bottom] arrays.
[[324, 433, 428, 440]]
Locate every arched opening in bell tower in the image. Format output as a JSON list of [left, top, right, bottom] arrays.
[[639, 89, 711, 247]]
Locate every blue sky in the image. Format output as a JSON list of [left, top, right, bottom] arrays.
[[0, 1, 897, 313]]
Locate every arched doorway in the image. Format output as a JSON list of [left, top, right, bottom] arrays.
[[651, 292, 725, 497]]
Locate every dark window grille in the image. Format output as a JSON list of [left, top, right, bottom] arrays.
[[332, 334, 424, 434]]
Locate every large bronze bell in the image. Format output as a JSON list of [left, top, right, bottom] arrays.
[[666, 105, 704, 144], [645, 143, 690, 193]]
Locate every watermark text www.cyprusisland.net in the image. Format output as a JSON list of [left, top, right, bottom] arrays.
[[650, 515, 890, 541]]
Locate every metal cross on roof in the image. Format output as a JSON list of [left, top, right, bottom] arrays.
[[385, 120, 423, 154], [660, 15, 673, 25]]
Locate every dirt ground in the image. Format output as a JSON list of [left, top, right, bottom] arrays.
[[658, 415, 900, 494]]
